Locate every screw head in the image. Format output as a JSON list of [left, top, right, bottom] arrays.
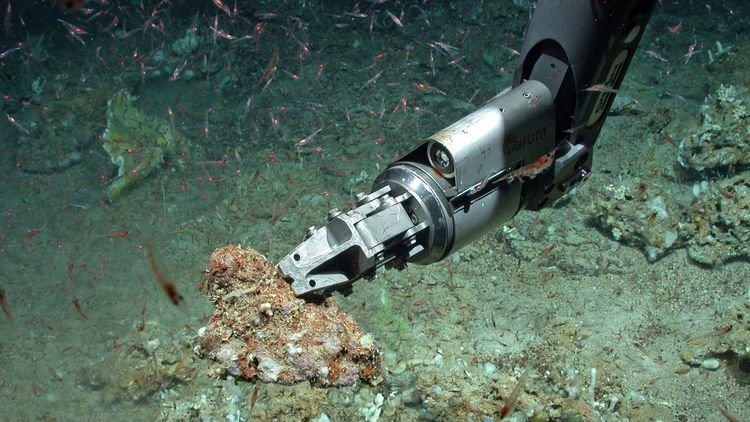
[[327, 208, 341, 220], [435, 149, 450, 168]]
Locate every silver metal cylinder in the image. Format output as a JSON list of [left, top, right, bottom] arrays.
[[426, 80, 555, 195], [375, 81, 556, 264], [374, 163, 453, 264]]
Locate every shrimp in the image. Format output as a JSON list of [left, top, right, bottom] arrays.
[[0, 289, 12, 320], [145, 241, 185, 308], [499, 151, 555, 183], [499, 370, 529, 419], [72, 297, 88, 320]]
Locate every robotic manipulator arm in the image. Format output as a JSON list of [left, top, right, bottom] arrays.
[[279, 0, 657, 299]]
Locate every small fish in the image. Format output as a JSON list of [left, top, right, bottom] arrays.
[[145, 240, 185, 308], [583, 83, 618, 94]]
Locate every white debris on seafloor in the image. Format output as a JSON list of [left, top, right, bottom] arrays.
[[361, 392, 385, 422]]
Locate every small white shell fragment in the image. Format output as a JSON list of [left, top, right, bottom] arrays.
[[702, 358, 720, 370], [259, 302, 273, 316]]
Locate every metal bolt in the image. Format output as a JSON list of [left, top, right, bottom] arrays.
[[435, 149, 450, 168], [522, 91, 532, 99], [327, 208, 341, 220], [381, 196, 396, 208], [305, 226, 317, 239]]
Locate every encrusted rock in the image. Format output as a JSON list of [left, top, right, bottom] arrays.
[[686, 173, 750, 265], [679, 302, 750, 383], [197, 245, 381, 387], [586, 179, 688, 261], [101, 91, 188, 202], [678, 84, 750, 171]]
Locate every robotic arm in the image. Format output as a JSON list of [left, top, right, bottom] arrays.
[[279, 0, 657, 298]]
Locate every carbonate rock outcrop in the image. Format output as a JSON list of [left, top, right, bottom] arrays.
[[677, 84, 750, 264], [586, 179, 687, 261], [680, 301, 750, 384], [195, 245, 381, 387], [588, 84, 750, 265], [678, 84, 750, 171], [686, 174, 750, 265], [101, 91, 188, 202]]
